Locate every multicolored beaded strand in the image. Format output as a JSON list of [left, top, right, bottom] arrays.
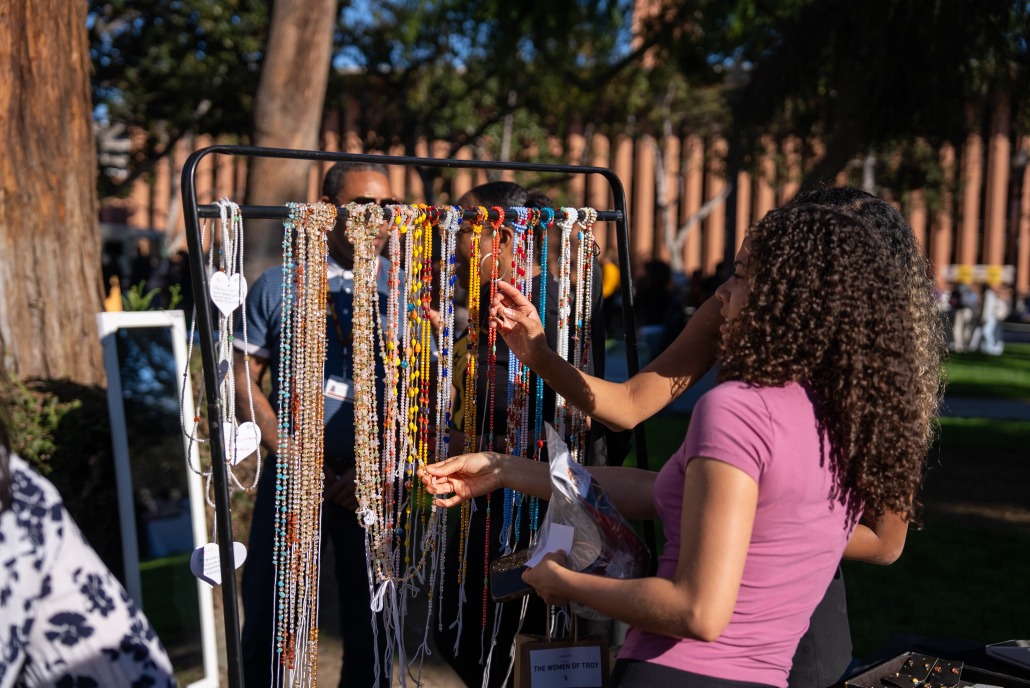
[[553, 207, 578, 443], [570, 208, 599, 463]]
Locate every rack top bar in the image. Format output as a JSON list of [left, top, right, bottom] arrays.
[[196, 203, 624, 222]]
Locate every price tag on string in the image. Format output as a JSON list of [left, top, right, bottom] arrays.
[[191, 541, 247, 587], [210, 271, 247, 316], [230, 422, 261, 465]]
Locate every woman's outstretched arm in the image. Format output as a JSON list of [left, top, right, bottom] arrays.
[[421, 453, 660, 519], [491, 280, 722, 432]]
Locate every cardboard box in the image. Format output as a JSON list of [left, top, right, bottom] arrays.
[[514, 633, 609, 688]]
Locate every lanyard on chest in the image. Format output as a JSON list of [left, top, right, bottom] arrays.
[[326, 291, 350, 348], [326, 259, 383, 349]]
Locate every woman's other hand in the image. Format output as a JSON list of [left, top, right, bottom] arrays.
[[490, 280, 549, 367], [522, 550, 571, 606], [419, 452, 504, 507]]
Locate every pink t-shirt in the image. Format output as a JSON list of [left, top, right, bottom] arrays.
[[618, 381, 857, 688]]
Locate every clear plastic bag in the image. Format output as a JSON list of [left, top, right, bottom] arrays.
[[530, 424, 650, 619]]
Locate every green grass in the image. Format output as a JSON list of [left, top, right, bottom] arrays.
[[843, 517, 1030, 659], [934, 417, 1030, 451], [944, 342, 1030, 399], [139, 552, 206, 682]]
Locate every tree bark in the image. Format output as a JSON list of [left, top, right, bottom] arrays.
[[244, 0, 338, 283], [0, 0, 104, 386]]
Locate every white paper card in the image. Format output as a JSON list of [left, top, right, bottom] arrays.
[[526, 645, 603, 688], [210, 271, 247, 316], [324, 377, 354, 402], [525, 523, 574, 568], [190, 541, 248, 587], [231, 422, 261, 465]]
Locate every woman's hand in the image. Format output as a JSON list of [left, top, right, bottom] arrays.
[[490, 280, 549, 367], [522, 550, 571, 606], [419, 452, 504, 507]]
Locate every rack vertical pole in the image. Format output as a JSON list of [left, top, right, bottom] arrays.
[[181, 165, 246, 688]]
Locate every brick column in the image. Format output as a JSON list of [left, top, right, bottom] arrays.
[[958, 120, 984, 267], [755, 136, 776, 220], [655, 133, 681, 264], [1017, 137, 1030, 297], [633, 135, 656, 262], [703, 137, 727, 273], [682, 134, 703, 273], [613, 134, 634, 267], [930, 145, 956, 289], [588, 133, 612, 253], [735, 169, 752, 252], [983, 89, 1011, 267]]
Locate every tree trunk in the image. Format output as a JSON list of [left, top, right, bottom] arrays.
[[0, 0, 104, 386], [244, 0, 338, 283]]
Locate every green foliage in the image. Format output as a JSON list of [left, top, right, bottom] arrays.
[[89, 0, 269, 197], [121, 281, 184, 311], [88, 0, 1030, 205], [167, 283, 184, 310], [3, 378, 65, 474], [710, 0, 1030, 184], [122, 281, 161, 311], [325, 0, 742, 201], [0, 376, 123, 574]]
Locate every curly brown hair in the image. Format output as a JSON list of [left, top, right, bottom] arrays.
[[790, 187, 947, 456], [718, 205, 925, 525]]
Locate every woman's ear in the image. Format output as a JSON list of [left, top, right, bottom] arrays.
[[498, 223, 515, 252]]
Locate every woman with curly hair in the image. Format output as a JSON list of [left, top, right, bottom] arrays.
[[420, 204, 926, 687], [438, 184, 942, 687], [782, 186, 947, 688]]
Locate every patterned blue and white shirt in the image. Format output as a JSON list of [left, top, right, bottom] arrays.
[[0, 452, 176, 688]]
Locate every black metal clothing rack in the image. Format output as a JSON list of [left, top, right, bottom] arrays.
[[180, 144, 651, 687]]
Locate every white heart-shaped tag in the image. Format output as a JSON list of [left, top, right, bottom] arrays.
[[231, 422, 261, 465], [210, 271, 247, 316], [190, 541, 248, 587]]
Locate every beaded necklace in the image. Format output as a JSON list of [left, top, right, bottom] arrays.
[[434, 206, 460, 465], [270, 201, 334, 686], [481, 205, 504, 630], [431, 206, 461, 633], [455, 205, 484, 630], [513, 208, 536, 542], [554, 208, 578, 444], [345, 204, 445, 678], [570, 208, 599, 464], [501, 207, 530, 552], [380, 205, 406, 579], [530, 207, 552, 540], [345, 201, 388, 576]]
